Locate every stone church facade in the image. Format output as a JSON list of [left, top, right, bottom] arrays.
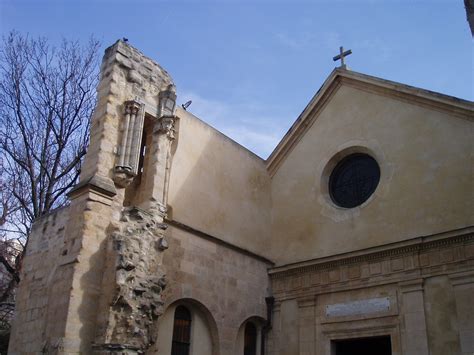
[[9, 41, 474, 355]]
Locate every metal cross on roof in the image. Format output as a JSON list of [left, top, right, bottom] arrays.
[[333, 46, 352, 69]]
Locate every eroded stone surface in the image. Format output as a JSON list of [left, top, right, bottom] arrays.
[[99, 207, 168, 352]]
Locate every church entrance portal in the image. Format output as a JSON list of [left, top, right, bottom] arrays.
[[332, 335, 392, 355]]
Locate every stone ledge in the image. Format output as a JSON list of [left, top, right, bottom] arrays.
[[68, 174, 117, 199], [166, 218, 274, 265], [269, 226, 474, 278]]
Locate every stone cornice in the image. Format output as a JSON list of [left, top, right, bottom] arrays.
[[269, 227, 474, 279], [67, 174, 117, 200], [166, 218, 274, 265], [266, 71, 340, 177], [338, 70, 473, 117]]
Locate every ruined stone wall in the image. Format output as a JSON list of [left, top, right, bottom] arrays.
[[80, 40, 174, 182], [9, 207, 69, 353], [10, 40, 179, 354]]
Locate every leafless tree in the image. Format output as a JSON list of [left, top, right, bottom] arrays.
[[0, 31, 100, 343]]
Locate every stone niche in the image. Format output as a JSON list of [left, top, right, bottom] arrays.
[[113, 100, 145, 188]]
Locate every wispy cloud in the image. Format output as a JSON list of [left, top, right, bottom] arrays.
[[321, 31, 342, 50], [274, 29, 393, 66], [178, 90, 287, 158], [275, 32, 316, 50], [274, 30, 342, 51], [354, 38, 393, 62]]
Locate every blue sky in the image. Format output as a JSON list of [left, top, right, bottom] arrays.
[[1, 0, 472, 158]]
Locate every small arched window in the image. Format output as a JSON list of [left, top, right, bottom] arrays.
[[171, 306, 192, 355], [244, 322, 257, 355]]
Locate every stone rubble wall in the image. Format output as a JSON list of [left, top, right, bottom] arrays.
[[93, 207, 168, 352]]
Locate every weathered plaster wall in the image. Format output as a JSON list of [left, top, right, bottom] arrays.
[[155, 224, 272, 354], [271, 84, 474, 265], [9, 207, 69, 353], [168, 110, 272, 257]]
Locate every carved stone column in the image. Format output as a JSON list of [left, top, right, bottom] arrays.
[[114, 100, 145, 187], [139, 85, 177, 212]]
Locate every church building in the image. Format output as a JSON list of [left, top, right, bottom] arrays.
[[9, 40, 474, 355]]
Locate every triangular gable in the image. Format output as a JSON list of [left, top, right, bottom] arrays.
[[266, 68, 474, 177]]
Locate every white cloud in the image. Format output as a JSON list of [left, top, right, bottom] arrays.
[[275, 32, 309, 49], [322, 31, 342, 51], [274, 30, 342, 52], [354, 38, 393, 62], [178, 90, 287, 158]]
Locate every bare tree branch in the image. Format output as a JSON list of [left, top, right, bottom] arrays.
[[0, 31, 100, 339]]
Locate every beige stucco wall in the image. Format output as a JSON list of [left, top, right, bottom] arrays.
[[270, 84, 473, 265], [168, 109, 272, 257]]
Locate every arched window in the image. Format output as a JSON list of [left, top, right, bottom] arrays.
[[244, 322, 257, 355], [171, 306, 192, 355]]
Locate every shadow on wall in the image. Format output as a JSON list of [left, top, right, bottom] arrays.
[[166, 110, 272, 258], [78, 228, 110, 353]]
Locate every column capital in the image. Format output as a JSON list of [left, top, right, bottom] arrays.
[[154, 115, 177, 139], [124, 99, 142, 114]]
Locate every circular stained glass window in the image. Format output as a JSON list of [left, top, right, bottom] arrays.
[[329, 153, 380, 208]]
